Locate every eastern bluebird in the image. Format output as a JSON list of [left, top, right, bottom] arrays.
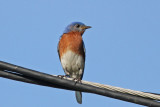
[[58, 22, 91, 104]]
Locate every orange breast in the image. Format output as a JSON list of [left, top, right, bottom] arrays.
[[58, 32, 85, 59]]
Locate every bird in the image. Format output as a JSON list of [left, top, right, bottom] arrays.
[[57, 22, 91, 104]]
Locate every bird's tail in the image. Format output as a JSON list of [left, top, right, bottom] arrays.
[[75, 91, 82, 104]]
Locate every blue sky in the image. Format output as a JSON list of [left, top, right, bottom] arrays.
[[0, 0, 160, 107]]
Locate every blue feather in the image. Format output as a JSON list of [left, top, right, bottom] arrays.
[[63, 22, 85, 33]]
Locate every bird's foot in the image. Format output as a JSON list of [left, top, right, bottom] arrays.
[[73, 78, 82, 85], [57, 75, 70, 79], [57, 75, 66, 79]]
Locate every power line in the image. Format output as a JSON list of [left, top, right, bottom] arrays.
[[0, 61, 160, 107]]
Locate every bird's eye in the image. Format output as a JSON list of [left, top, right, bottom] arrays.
[[75, 24, 80, 28]]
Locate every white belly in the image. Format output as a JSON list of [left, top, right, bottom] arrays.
[[61, 50, 84, 79]]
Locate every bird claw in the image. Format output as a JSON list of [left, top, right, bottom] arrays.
[[73, 78, 82, 85], [57, 75, 70, 79], [57, 75, 66, 79]]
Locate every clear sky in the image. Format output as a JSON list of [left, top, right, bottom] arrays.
[[0, 0, 160, 107]]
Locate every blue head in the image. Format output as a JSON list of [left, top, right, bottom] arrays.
[[63, 22, 91, 34]]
